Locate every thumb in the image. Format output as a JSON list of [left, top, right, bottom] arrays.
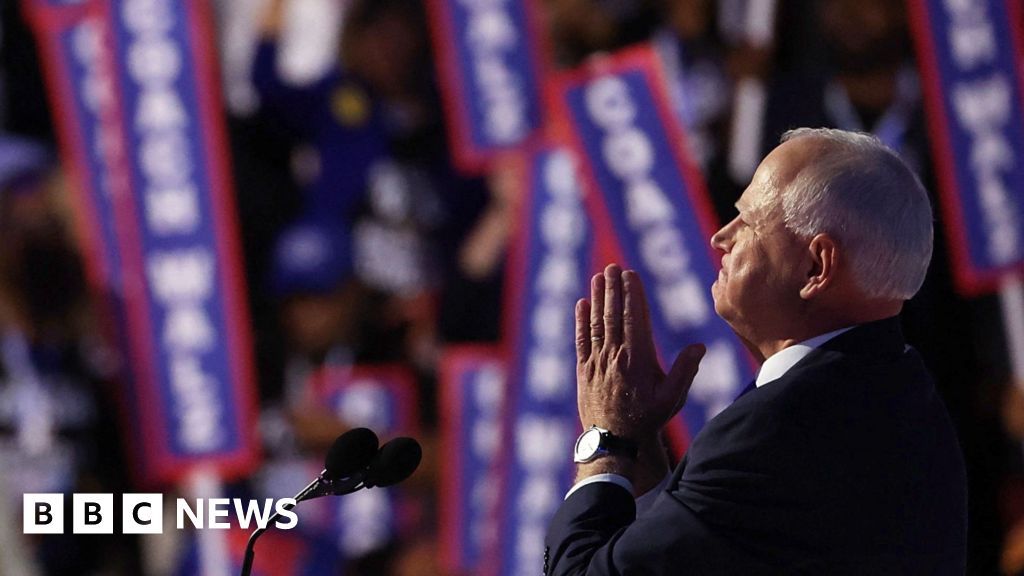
[[665, 344, 706, 417]]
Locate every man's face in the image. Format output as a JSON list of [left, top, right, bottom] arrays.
[[710, 142, 810, 341]]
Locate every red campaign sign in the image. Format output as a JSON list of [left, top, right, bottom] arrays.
[[437, 345, 506, 574], [549, 45, 757, 450], [490, 143, 592, 576], [307, 364, 421, 555], [308, 365, 420, 435], [21, 0, 152, 483], [105, 0, 259, 486], [23, 0, 261, 486], [20, 0, 123, 305], [426, 0, 551, 173], [908, 0, 1024, 295]]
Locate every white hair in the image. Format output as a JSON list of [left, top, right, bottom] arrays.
[[778, 128, 933, 300]]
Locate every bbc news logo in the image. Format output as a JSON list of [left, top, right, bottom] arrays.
[[23, 494, 298, 534]]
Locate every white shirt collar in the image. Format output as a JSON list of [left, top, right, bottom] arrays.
[[755, 326, 855, 387]]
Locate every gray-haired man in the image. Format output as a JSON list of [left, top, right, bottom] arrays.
[[545, 128, 967, 575]]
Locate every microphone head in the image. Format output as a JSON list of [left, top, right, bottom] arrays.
[[325, 428, 379, 479], [365, 437, 422, 487]]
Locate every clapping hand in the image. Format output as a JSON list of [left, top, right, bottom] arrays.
[[575, 264, 705, 489]]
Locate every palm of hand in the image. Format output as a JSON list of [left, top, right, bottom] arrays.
[[576, 264, 705, 442]]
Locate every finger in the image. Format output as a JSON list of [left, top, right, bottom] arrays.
[[627, 269, 655, 347], [603, 264, 624, 347], [665, 344, 706, 416], [622, 270, 646, 351], [590, 272, 605, 344], [575, 299, 592, 361]]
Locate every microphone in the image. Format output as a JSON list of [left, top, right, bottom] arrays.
[[302, 436, 423, 498], [241, 427, 379, 576], [327, 427, 381, 477], [240, 430, 423, 576], [365, 437, 422, 487], [295, 427, 381, 501]]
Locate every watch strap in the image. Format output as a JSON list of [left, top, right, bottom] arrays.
[[601, 430, 639, 459]]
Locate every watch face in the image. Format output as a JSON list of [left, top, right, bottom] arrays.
[[575, 428, 603, 461]]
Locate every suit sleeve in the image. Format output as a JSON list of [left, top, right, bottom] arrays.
[[545, 480, 763, 576], [545, 404, 807, 576]]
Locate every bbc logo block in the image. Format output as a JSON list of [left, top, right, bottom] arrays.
[[23, 494, 63, 534], [123, 494, 163, 534], [24, 494, 164, 534], [73, 494, 113, 534]]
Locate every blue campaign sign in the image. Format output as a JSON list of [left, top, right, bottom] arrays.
[[427, 0, 548, 173], [21, 3, 124, 296], [21, 0, 154, 480], [56, 22, 125, 291], [909, 0, 1024, 295], [310, 366, 419, 559], [492, 146, 591, 576], [98, 0, 259, 484], [556, 46, 755, 438], [438, 346, 506, 574]]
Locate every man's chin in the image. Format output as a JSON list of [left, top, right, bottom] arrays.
[[712, 298, 725, 320], [711, 286, 737, 323], [710, 280, 723, 307]]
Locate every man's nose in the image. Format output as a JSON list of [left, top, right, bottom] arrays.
[[710, 221, 732, 252]]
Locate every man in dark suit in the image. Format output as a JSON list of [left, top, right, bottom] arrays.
[[545, 128, 967, 574]]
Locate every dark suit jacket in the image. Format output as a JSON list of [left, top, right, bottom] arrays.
[[545, 318, 967, 575]]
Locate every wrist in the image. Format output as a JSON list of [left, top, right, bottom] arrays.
[[575, 454, 636, 484]]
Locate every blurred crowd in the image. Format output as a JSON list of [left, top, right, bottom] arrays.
[[0, 0, 1022, 574]]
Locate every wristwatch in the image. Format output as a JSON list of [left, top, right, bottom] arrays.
[[573, 425, 639, 463]]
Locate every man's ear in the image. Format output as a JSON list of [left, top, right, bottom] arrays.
[[800, 234, 837, 300]]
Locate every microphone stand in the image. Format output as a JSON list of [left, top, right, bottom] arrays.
[[239, 471, 367, 576]]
